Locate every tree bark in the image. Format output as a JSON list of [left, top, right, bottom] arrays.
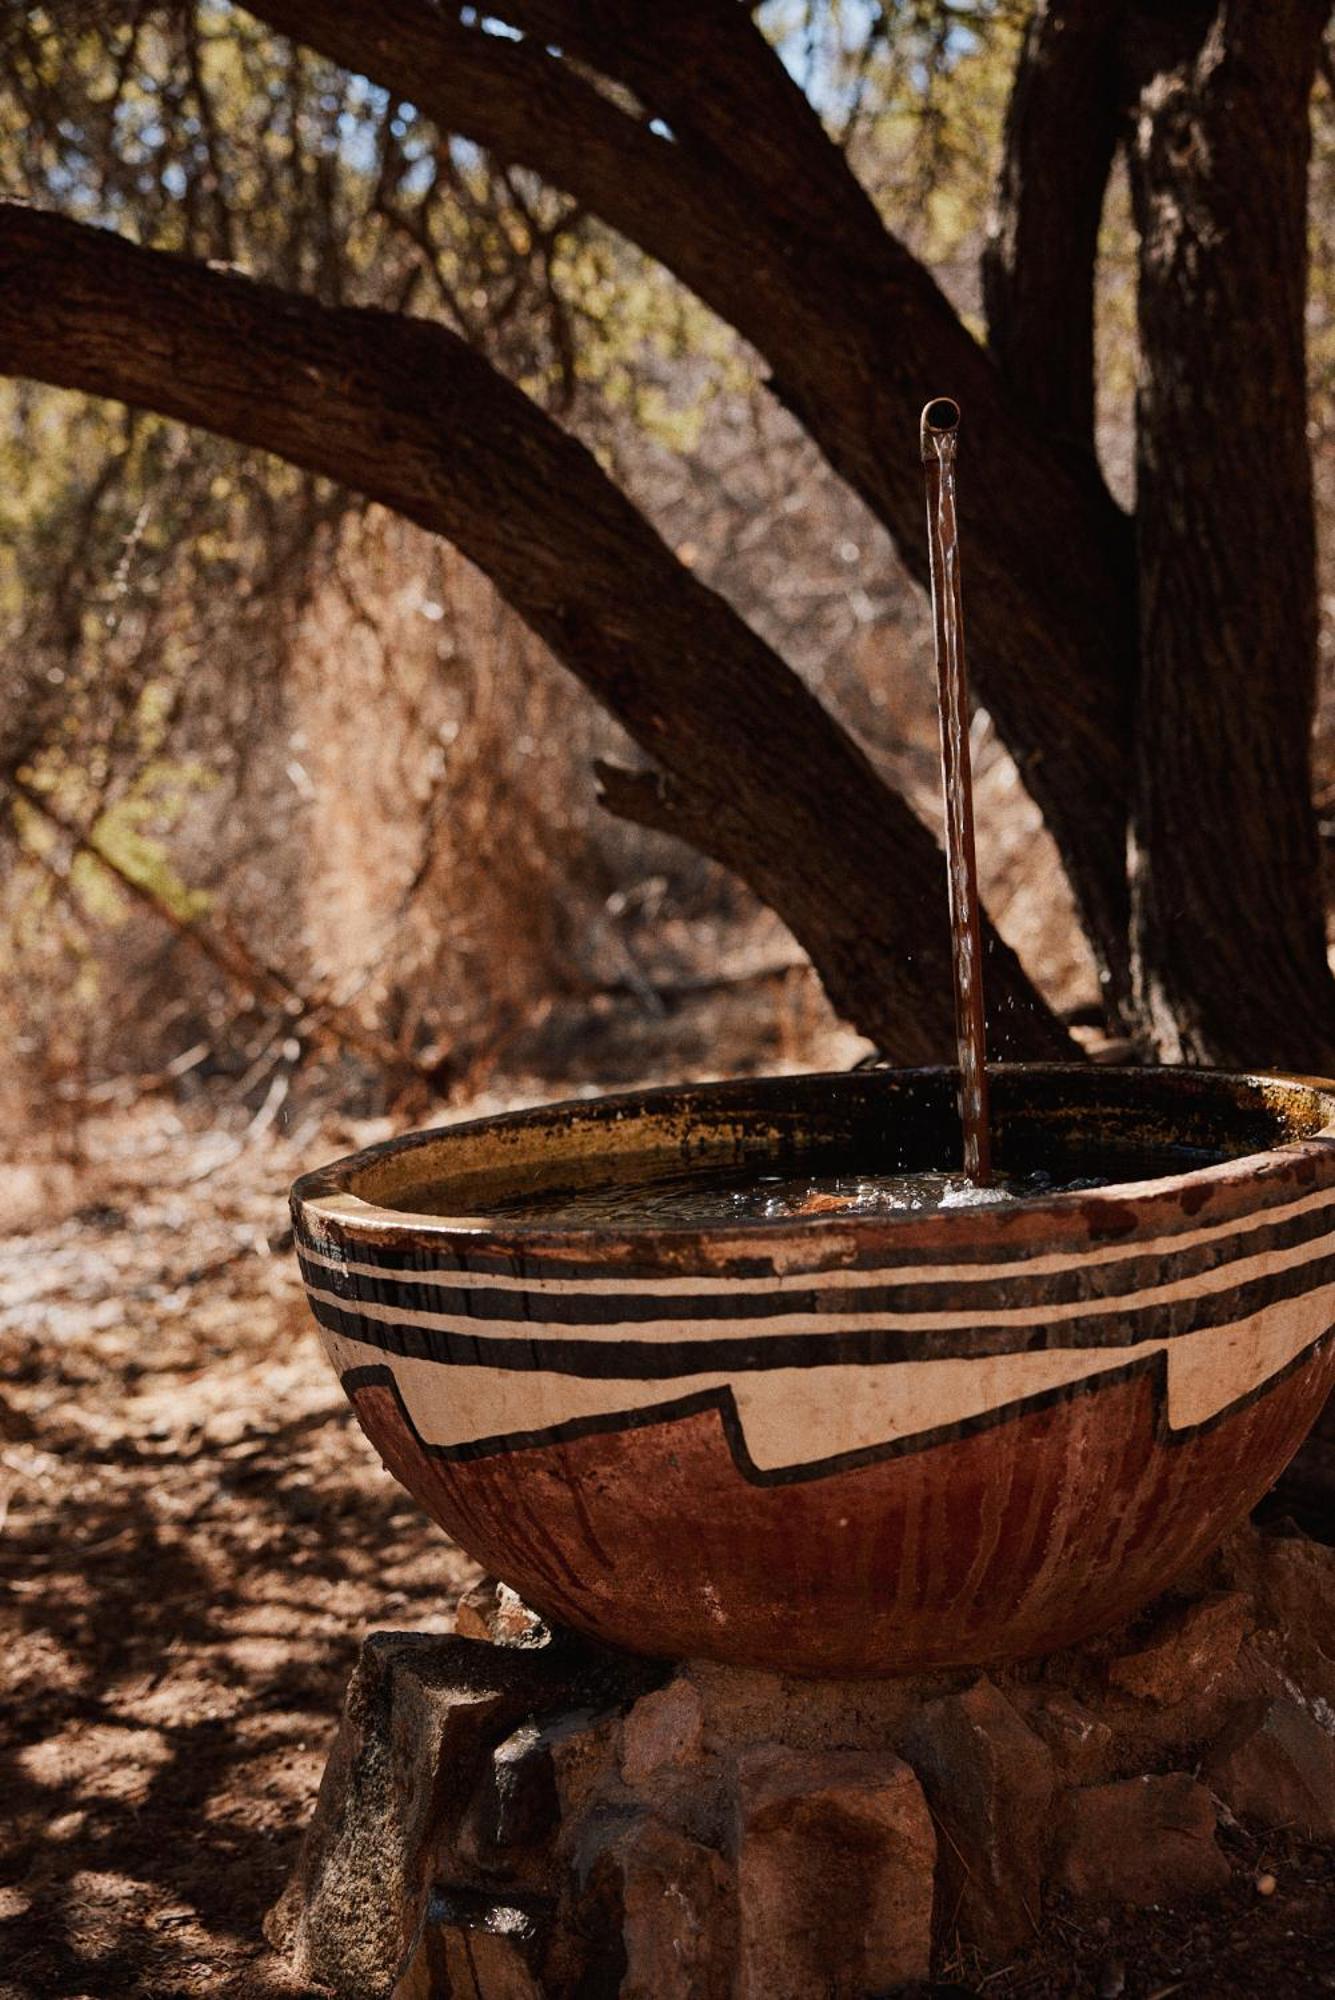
[[0, 201, 1073, 1062], [984, 0, 1124, 463], [243, 0, 1138, 1018], [1124, 0, 1335, 1067]]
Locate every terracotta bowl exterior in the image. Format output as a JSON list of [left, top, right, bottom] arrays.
[[291, 1066, 1335, 1676]]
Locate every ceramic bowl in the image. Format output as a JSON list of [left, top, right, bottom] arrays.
[[291, 1066, 1335, 1674]]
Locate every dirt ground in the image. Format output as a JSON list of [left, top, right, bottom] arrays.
[[2, 1097, 1332, 2000], [1, 1103, 482, 1999]]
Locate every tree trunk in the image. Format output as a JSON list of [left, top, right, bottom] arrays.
[[0, 201, 1073, 1064], [984, 0, 1124, 462], [1125, 0, 1335, 1068]]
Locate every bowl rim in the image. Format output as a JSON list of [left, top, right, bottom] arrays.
[[290, 1062, 1335, 1256]]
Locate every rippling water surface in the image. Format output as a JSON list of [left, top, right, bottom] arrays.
[[412, 1146, 1225, 1227]]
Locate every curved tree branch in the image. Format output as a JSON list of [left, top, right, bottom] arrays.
[[492, 0, 871, 238], [241, 0, 1137, 1019], [983, 0, 1124, 461], [0, 200, 1074, 1061]]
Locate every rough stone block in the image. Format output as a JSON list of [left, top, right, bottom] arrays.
[[458, 1722, 564, 1891], [568, 1811, 736, 2000], [461, 1704, 628, 1893], [392, 1887, 548, 2000], [619, 1678, 706, 1789], [265, 1631, 653, 1999], [1014, 1689, 1115, 1784], [734, 1746, 935, 1999], [900, 1678, 1054, 1960], [1247, 1534, 1335, 1705], [455, 1577, 551, 1650], [455, 1577, 500, 1642], [546, 1706, 628, 1821], [1203, 1697, 1335, 1839], [1049, 1774, 1230, 1907], [682, 1658, 936, 1757], [1108, 1592, 1251, 1706]]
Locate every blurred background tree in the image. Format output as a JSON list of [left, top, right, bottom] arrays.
[[2, 0, 1334, 1149]]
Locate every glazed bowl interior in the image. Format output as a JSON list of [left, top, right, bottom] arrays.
[[303, 1064, 1335, 1234]]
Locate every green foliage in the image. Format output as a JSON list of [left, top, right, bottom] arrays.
[[84, 787, 215, 924], [17, 740, 218, 926]]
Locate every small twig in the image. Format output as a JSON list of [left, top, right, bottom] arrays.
[[244, 1066, 291, 1143], [9, 778, 444, 1095]]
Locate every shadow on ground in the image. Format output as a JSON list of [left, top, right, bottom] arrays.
[[0, 1117, 476, 1999]]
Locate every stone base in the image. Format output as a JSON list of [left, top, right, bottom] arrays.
[[267, 1525, 1335, 2000]]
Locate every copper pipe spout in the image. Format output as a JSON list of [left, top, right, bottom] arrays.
[[920, 396, 961, 460]]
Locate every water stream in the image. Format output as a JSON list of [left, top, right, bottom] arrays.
[[922, 398, 992, 1183]]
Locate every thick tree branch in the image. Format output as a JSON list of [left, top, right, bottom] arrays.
[[983, 0, 1124, 460], [593, 761, 707, 845], [0, 201, 1074, 1062], [242, 0, 1137, 1019], [491, 0, 863, 239]]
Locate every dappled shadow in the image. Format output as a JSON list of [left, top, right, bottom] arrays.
[[2, 1184, 477, 1999]]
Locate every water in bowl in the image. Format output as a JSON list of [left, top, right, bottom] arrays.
[[450, 1144, 1226, 1228]]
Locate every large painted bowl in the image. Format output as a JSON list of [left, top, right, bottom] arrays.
[[292, 1066, 1335, 1675]]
